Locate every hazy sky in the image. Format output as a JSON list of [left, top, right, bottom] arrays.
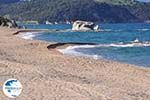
[[138, 0, 150, 2]]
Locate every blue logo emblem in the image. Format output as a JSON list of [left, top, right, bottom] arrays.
[[3, 79, 22, 98]]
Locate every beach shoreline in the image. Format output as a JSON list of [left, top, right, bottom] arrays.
[[0, 27, 150, 100]]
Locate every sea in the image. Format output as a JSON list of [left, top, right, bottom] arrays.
[[19, 23, 150, 67]]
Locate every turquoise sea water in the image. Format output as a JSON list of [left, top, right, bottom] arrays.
[[21, 23, 150, 67]]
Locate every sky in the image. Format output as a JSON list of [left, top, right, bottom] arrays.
[[138, 0, 150, 2]]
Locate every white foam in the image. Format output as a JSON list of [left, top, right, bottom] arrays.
[[60, 42, 150, 50], [16, 32, 38, 40], [137, 29, 150, 31], [58, 46, 102, 60], [103, 28, 150, 32], [102, 29, 125, 32], [58, 41, 150, 59]]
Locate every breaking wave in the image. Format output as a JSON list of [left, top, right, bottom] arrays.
[[58, 41, 150, 59], [137, 29, 150, 31], [60, 42, 150, 49], [102, 28, 150, 32]]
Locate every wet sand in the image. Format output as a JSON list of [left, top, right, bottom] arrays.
[[0, 27, 150, 100]]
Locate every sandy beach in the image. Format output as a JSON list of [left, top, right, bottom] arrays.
[[0, 27, 150, 100]]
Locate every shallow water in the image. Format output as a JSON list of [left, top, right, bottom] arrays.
[[20, 23, 150, 67]]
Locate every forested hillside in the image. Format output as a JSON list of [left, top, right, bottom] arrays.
[[0, 0, 20, 4], [0, 0, 149, 23], [95, 0, 138, 5]]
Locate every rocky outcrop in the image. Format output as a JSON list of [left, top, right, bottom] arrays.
[[0, 17, 18, 28], [72, 20, 99, 31]]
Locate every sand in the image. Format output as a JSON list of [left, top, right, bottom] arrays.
[[0, 27, 150, 100]]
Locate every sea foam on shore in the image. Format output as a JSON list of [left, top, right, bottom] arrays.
[[58, 42, 150, 67], [16, 32, 39, 40], [58, 45, 103, 60]]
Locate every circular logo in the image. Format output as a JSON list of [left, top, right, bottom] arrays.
[[3, 79, 22, 98]]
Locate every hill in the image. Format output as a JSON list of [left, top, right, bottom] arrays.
[[0, 0, 149, 23], [0, 0, 20, 4], [94, 0, 138, 5], [0, 0, 31, 4]]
